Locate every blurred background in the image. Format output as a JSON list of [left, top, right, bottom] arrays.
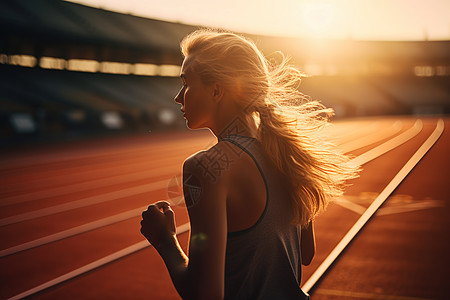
[[1, 0, 449, 146]]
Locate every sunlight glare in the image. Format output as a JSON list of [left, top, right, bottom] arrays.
[[301, 0, 336, 38]]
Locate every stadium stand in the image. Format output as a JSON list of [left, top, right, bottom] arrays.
[[0, 64, 182, 143], [0, 0, 449, 145]]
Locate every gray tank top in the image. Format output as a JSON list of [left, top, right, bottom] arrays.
[[221, 135, 310, 300]]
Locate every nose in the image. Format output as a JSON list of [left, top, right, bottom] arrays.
[[174, 87, 184, 105]]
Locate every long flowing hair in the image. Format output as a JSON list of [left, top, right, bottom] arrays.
[[180, 29, 359, 228]]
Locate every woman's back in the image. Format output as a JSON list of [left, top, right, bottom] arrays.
[[221, 135, 309, 300], [221, 136, 266, 233]]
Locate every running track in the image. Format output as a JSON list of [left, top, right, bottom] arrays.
[[0, 117, 448, 299]]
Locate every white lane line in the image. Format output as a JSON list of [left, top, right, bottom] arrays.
[[0, 163, 180, 207], [7, 223, 191, 300], [0, 135, 212, 169], [334, 198, 366, 215], [0, 140, 205, 207], [315, 288, 434, 300], [336, 196, 445, 216], [351, 119, 422, 166], [0, 207, 146, 258], [376, 199, 444, 216], [0, 121, 423, 255], [339, 120, 403, 153], [0, 180, 168, 227], [301, 119, 444, 293], [331, 122, 382, 145]]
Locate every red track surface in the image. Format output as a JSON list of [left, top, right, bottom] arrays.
[[0, 117, 448, 300]]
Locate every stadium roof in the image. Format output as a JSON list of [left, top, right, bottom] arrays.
[[1, 0, 449, 65], [0, 0, 196, 64]]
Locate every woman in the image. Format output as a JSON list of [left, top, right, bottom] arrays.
[[140, 29, 358, 299]]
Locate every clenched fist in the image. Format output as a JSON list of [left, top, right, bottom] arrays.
[[140, 201, 176, 249]]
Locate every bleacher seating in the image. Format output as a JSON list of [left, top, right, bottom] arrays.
[[0, 64, 183, 144]]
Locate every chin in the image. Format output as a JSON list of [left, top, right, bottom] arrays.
[[186, 120, 208, 131], [185, 120, 198, 130]]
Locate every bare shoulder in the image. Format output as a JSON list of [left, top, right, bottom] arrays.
[[183, 139, 266, 232], [183, 141, 242, 185], [181, 142, 235, 209]]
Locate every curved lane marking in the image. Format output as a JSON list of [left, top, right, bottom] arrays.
[[301, 119, 444, 293], [351, 119, 422, 166], [339, 120, 403, 153]]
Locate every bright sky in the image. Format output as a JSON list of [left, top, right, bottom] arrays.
[[68, 0, 450, 41]]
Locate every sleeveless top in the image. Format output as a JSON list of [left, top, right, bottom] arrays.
[[220, 135, 310, 300]]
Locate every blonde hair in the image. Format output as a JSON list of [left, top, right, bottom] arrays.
[[181, 29, 359, 228]]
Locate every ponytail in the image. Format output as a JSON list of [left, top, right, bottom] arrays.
[[256, 54, 359, 228]]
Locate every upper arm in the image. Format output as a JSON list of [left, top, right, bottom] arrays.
[[182, 153, 228, 299], [300, 221, 315, 266]]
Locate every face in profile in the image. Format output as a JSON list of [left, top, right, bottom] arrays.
[[174, 56, 216, 130]]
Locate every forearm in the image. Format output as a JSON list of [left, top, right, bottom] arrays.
[[156, 235, 194, 299]]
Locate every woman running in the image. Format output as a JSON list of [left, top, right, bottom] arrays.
[[140, 29, 359, 300]]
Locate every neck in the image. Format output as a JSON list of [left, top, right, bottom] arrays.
[[210, 110, 257, 140], [206, 93, 258, 140]]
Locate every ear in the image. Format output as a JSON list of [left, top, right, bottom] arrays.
[[212, 83, 224, 102]]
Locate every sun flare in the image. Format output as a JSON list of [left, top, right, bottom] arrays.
[[301, 1, 337, 37]]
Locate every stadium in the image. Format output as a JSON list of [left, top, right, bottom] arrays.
[[0, 0, 449, 299]]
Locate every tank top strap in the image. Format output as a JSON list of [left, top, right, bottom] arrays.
[[220, 134, 269, 173], [219, 134, 258, 153]]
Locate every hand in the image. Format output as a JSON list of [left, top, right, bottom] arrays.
[[140, 201, 176, 249]]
